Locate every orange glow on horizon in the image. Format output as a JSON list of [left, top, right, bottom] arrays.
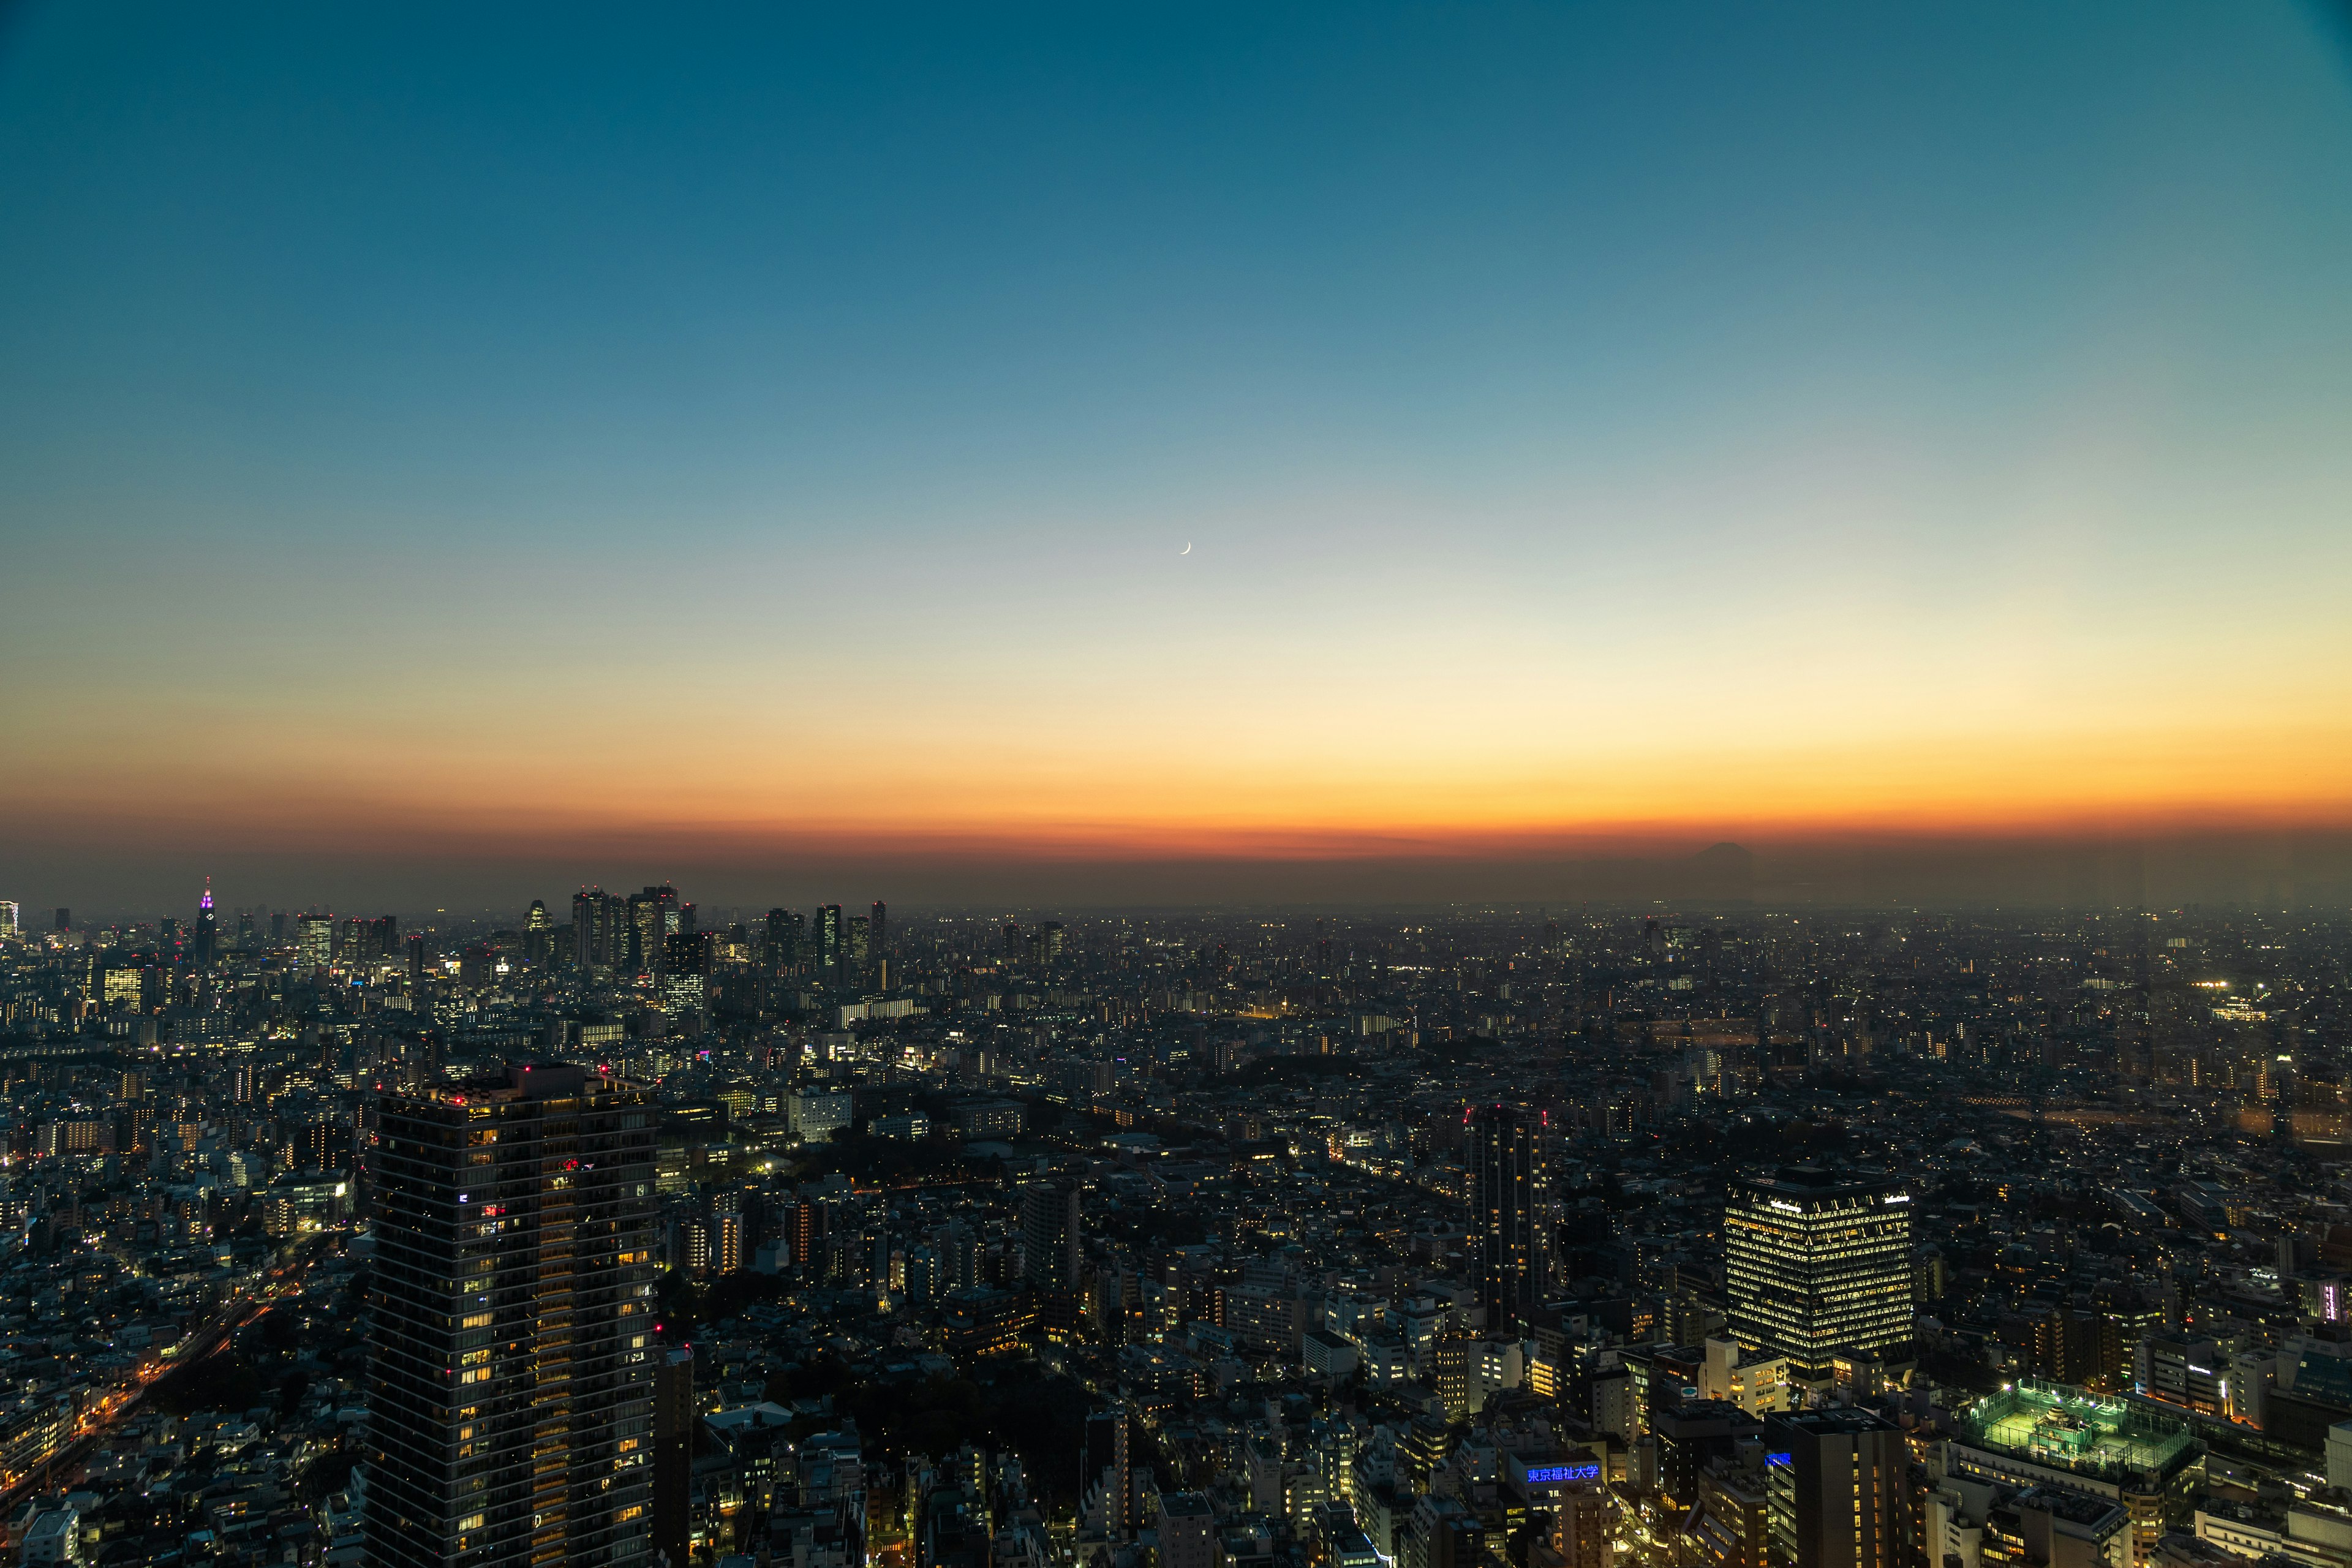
[[13, 720, 2349, 862]]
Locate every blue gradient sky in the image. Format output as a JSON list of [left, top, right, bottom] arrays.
[[3, 2, 2351, 909]]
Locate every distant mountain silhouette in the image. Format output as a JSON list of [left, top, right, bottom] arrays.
[[1687, 841, 1755, 902]]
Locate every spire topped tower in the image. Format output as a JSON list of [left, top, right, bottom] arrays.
[[194, 876, 219, 966]]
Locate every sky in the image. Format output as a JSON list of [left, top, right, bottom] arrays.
[[3, 2, 2351, 914]]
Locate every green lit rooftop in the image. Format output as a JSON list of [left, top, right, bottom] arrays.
[[1956, 1380, 2196, 1482]]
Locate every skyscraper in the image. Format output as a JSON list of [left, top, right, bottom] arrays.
[[1725, 1169, 1913, 1384], [1022, 1180, 1082, 1294], [764, 908, 804, 978], [651, 1349, 694, 1568], [193, 881, 217, 967], [298, 914, 335, 972], [1468, 1103, 1547, 1329], [818, 904, 843, 991], [367, 1064, 658, 1568], [626, 886, 677, 976], [846, 915, 870, 989]]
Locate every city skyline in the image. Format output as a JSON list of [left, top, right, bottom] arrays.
[[6, 2, 2352, 910]]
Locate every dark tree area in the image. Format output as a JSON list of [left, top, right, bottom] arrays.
[[1231, 1056, 1360, 1088], [767, 1353, 1095, 1511], [149, 1352, 266, 1418]]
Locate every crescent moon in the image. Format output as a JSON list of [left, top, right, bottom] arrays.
[[1180, 542, 1192, 555]]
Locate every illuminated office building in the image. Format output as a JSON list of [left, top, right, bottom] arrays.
[[818, 904, 843, 990], [1725, 1169, 1913, 1384], [367, 1065, 658, 1568], [1468, 1103, 1547, 1329], [298, 914, 336, 972]]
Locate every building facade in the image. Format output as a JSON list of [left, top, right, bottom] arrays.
[[1467, 1104, 1547, 1330], [367, 1064, 659, 1568], [1725, 1168, 1913, 1382]]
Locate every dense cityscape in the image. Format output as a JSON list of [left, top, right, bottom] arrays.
[[0, 886, 2344, 1568]]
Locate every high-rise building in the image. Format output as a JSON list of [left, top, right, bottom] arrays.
[[651, 1349, 693, 1568], [846, 916, 871, 989], [818, 904, 844, 990], [626, 886, 677, 975], [523, 900, 551, 967], [298, 914, 335, 972], [1760, 1408, 1907, 1568], [573, 889, 630, 973], [870, 901, 888, 970], [1468, 1103, 1547, 1329], [662, 932, 710, 1020], [1022, 1180, 1082, 1293], [55, 907, 72, 933], [1725, 1169, 1913, 1384], [573, 889, 601, 971], [0, 901, 17, 941], [193, 881, 218, 967], [712, 1205, 744, 1275], [366, 1064, 658, 1568], [1084, 1406, 1132, 1537], [765, 908, 804, 978]]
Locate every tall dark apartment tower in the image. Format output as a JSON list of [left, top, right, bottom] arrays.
[[366, 1065, 659, 1568], [650, 1348, 694, 1568], [405, 935, 428, 989], [1021, 1180, 1082, 1293], [1725, 1167, 1913, 1385], [870, 901, 888, 968], [55, 908, 71, 932], [193, 881, 219, 967], [1467, 1103, 1547, 1330]]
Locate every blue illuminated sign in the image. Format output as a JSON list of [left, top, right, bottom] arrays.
[[1766, 1452, 1792, 1467], [1525, 1464, 1602, 1484]]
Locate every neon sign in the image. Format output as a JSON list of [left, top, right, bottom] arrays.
[[1525, 1464, 1602, 1483]]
